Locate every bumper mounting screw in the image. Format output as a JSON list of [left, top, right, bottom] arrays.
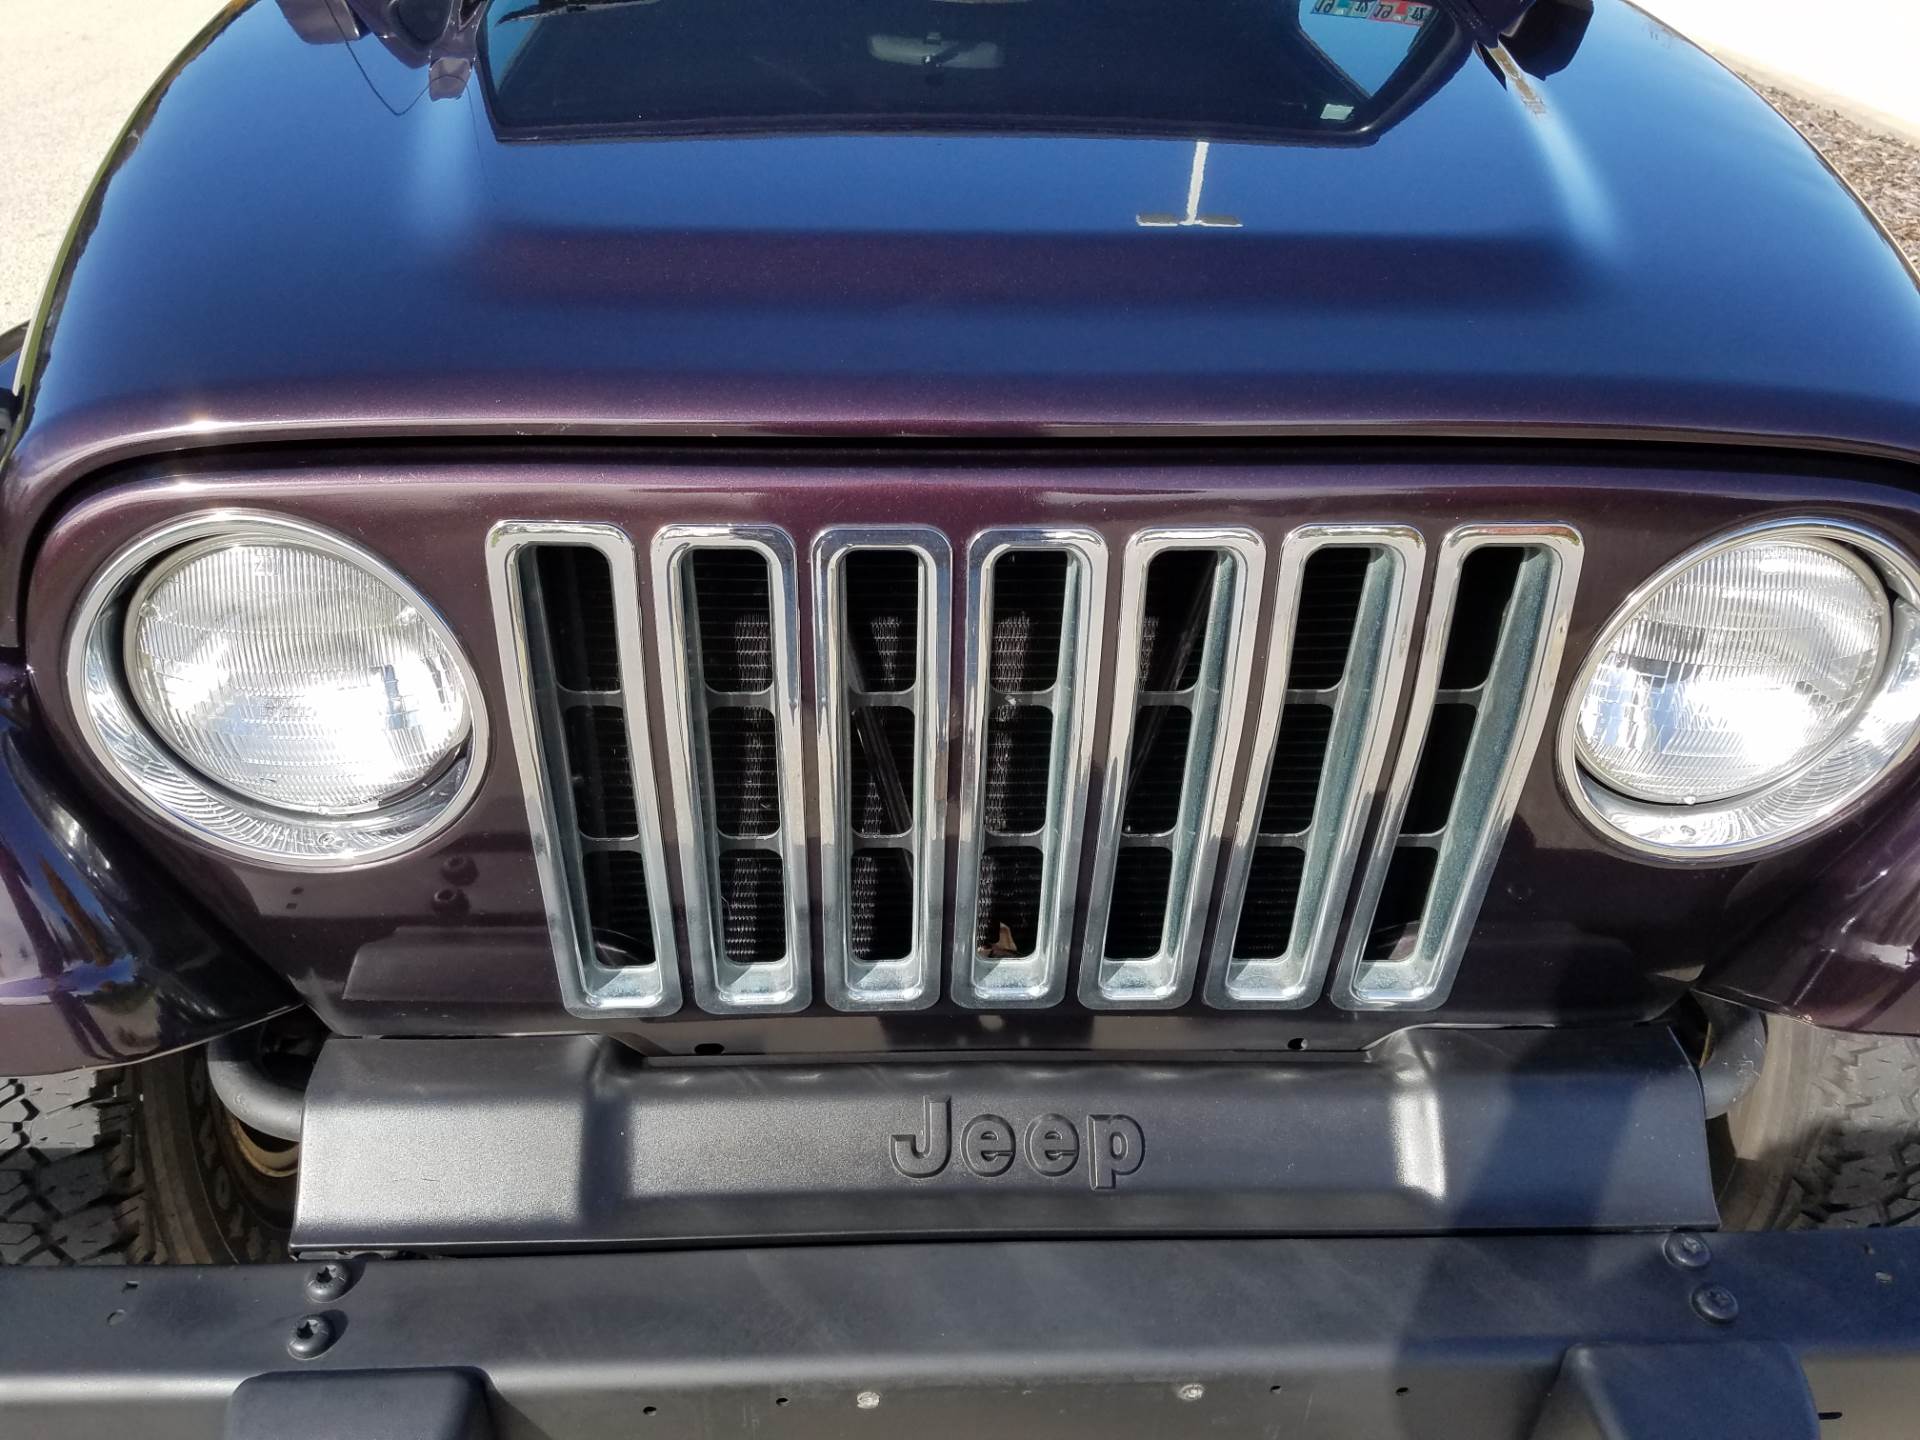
[[305, 1262, 353, 1304], [1664, 1233, 1712, 1271], [1177, 1383, 1206, 1402], [855, 1391, 881, 1410], [287, 1314, 336, 1360], [1691, 1284, 1740, 1326]]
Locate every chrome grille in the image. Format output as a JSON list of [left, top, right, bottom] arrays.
[[493, 518, 1581, 1018], [953, 530, 1106, 1008], [815, 528, 950, 1010], [486, 522, 681, 1016], [1080, 530, 1266, 1010], [654, 526, 810, 1013], [1332, 526, 1583, 1010], [1208, 527, 1423, 1009]]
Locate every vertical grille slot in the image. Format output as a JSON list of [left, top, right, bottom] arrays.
[[655, 527, 810, 1013], [1206, 528, 1423, 1009], [1333, 526, 1583, 1011], [815, 530, 950, 1011], [953, 532, 1108, 1008], [1080, 529, 1264, 1010], [486, 523, 681, 1016]]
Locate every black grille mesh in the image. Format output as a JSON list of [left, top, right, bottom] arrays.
[[582, 851, 655, 964], [844, 551, 920, 691], [692, 550, 774, 691], [523, 528, 1530, 1010], [529, 545, 659, 967], [849, 706, 916, 836], [1363, 845, 1438, 964], [1232, 847, 1306, 961], [1405, 704, 1477, 834], [1259, 703, 1333, 836], [1288, 547, 1370, 689], [685, 547, 790, 970], [983, 703, 1052, 834], [1103, 849, 1174, 960], [563, 706, 638, 840], [976, 846, 1043, 958], [709, 708, 780, 838], [1440, 547, 1523, 688], [1137, 551, 1216, 691], [849, 850, 914, 961], [1122, 706, 1192, 835], [536, 546, 622, 691], [719, 852, 786, 964], [967, 547, 1074, 983], [989, 552, 1068, 690]]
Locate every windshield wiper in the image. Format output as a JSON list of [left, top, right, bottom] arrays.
[[495, 0, 664, 22]]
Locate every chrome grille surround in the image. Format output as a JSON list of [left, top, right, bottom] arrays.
[[653, 525, 811, 1013], [1331, 525, 1584, 1011], [813, 527, 952, 1011], [1078, 528, 1267, 1010], [952, 528, 1109, 1009], [486, 521, 681, 1017], [493, 518, 1583, 1017], [1207, 525, 1424, 1010]]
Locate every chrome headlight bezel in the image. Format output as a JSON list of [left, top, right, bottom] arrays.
[[65, 512, 488, 870], [1558, 517, 1920, 863]]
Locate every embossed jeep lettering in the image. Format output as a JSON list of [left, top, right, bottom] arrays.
[[889, 1097, 1145, 1189]]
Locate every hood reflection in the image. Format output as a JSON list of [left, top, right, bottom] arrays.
[[280, 0, 1484, 144]]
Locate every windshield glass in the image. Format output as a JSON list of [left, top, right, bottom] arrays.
[[479, 0, 1463, 142]]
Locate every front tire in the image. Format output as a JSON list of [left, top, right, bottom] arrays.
[[134, 1047, 295, 1264], [0, 1048, 295, 1266], [1717, 1013, 1920, 1231]]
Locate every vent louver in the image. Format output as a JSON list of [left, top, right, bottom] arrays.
[[1079, 529, 1264, 1010], [654, 527, 810, 1012], [486, 523, 680, 1016], [953, 531, 1107, 1008], [1206, 527, 1423, 1009], [815, 530, 951, 1010], [492, 516, 1581, 1020], [1332, 526, 1582, 1011]]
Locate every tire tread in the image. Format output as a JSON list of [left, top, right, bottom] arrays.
[[0, 1071, 149, 1267]]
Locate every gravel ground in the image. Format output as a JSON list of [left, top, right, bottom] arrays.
[[1753, 79, 1920, 267]]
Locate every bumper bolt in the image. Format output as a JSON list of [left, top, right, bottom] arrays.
[[287, 1314, 336, 1360], [855, 1391, 881, 1410], [1176, 1383, 1206, 1402], [1664, 1233, 1712, 1271], [305, 1262, 353, 1303], [1691, 1284, 1740, 1326]]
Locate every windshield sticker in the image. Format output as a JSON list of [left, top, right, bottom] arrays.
[[1312, 1, 1435, 25]]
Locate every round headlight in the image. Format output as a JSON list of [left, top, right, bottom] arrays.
[[1574, 539, 1888, 804], [69, 514, 486, 868], [1561, 520, 1920, 860], [126, 540, 470, 813]]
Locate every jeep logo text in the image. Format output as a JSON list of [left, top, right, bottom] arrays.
[[890, 1097, 1145, 1189]]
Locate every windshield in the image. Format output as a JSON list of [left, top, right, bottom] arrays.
[[479, 0, 1465, 143]]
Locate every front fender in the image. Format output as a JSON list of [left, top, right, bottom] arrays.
[[0, 662, 293, 1074]]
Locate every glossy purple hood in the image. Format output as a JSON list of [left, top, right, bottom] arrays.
[[2, 0, 1919, 644]]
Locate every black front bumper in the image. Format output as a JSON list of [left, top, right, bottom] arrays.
[[5, 1230, 1920, 1439]]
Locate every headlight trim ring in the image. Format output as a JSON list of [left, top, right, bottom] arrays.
[[1558, 516, 1920, 864], [64, 510, 489, 871]]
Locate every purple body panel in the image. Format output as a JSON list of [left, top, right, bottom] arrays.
[[0, 664, 291, 1073], [19, 451, 1920, 1046], [1704, 790, 1920, 1035], [2, 0, 1920, 1047]]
